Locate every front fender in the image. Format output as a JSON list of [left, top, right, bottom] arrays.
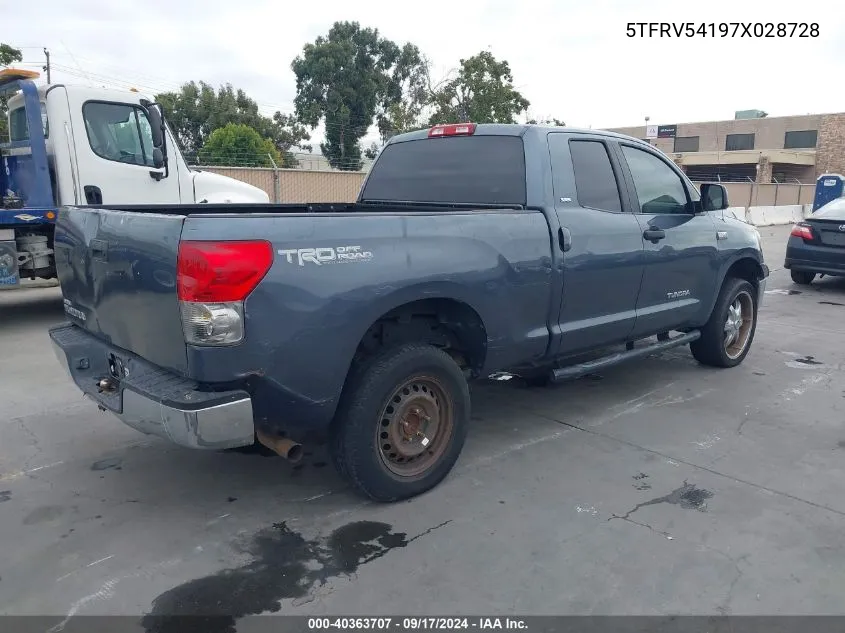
[[705, 248, 767, 317]]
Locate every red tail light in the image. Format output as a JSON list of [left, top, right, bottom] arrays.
[[790, 224, 814, 241], [177, 240, 273, 302], [429, 123, 476, 138]]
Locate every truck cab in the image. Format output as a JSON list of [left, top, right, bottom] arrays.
[[0, 69, 268, 289]]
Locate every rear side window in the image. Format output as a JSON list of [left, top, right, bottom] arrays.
[[360, 136, 526, 205], [569, 140, 622, 212], [8, 103, 48, 142]]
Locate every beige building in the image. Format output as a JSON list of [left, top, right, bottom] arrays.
[[606, 111, 845, 184]]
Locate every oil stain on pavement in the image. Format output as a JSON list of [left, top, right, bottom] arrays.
[[615, 481, 714, 521], [141, 519, 450, 633], [91, 457, 123, 471], [632, 473, 652, 491]]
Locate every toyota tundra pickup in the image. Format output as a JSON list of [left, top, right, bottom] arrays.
[[49, 122, 768, 502]]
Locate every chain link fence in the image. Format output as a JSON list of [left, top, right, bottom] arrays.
[[692, 181, 816, 208], [200, 165, 368, 203], [201, 166, 817, 208]]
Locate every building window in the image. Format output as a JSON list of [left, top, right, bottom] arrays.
[[784, 130, 818, 149], [674, 136, 699, 152], [725, 133, 755, 151]]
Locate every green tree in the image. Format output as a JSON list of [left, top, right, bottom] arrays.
[[155, 81, 309, 168], [429, 51, 530, 125], [0, 43, 23, 140], [196, 123, 282, 168], [292, 21, 425, 171], [363, 141, 381, 161], [528, 117, 566, 126], [375, 47, 431, 141], [0, 44, 21, 66]]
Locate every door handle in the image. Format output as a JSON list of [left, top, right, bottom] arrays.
[[84, 185, 103, 205], [643, 228, 666, 243], [558, 227, 572, 252]]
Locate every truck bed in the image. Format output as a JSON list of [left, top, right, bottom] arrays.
[[54, 202, 556, 432], [67, 201, 526, 215]]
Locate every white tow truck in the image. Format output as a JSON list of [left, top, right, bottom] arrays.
[[1, 68, 268, 290]]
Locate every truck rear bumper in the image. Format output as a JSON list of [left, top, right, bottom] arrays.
[[49, 323, 255, 450]]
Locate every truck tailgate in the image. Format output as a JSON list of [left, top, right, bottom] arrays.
[[54, 206, 188, 374]]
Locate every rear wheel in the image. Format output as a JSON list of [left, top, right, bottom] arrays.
[[690, 277, 758, 368], [330, 343, 470, 502], [791, 270, 815, 285]]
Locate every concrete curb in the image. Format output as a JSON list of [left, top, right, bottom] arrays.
[[728, 204, 812, 227]]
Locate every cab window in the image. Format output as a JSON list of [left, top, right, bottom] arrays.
[[82, 101, 155, 167], [621, 145, 690, 215], [8, 103, 49, 142]]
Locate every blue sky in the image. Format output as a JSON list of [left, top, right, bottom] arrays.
[[6, 0, 845, 148]]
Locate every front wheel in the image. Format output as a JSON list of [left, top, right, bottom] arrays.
[[690, 277, 758, 368], [330, 343, 470, 502], [791, 270, 815, 285]]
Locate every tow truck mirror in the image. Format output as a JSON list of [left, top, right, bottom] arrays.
[[701, 183, 728, 211], [141, 100, 169, 179], [152, 147, 165, 169], [144, 103, 164, 148]]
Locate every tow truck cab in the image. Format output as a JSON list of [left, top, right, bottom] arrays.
[[0, 69, 268, 290]]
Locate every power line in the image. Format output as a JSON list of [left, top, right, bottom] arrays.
[[51, 64, 384, 134], [39, 54, 418, 132]]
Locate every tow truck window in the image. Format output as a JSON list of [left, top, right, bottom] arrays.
[[8, 103, 49, 142], [82, 101, 156, 167]]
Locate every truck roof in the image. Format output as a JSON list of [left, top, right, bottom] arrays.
[[387, 123, 650, 149], [6, 82, 155, 109]]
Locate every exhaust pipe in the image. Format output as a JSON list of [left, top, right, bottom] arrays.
[[255, 430, 304, 463]]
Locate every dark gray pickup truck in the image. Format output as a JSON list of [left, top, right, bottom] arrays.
[[49, 122, 768, 501]]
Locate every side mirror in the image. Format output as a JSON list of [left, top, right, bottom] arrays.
[[152, 147, 165, 169], [700, 183, 728, 211], [144, 102, 165, 149], [141, 100, 169, 179]]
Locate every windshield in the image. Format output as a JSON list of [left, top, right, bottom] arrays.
[[360, 135, 526, 205]]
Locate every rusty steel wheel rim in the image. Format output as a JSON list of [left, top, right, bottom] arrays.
[[724, 290, 754, 360], [375, 376, 454, 478]]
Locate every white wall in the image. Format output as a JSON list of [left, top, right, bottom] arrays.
[[732, 204, 813, 226]]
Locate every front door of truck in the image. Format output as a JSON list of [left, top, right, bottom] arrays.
[[548, 133, 646, 357], [70, 100, 180, 204], [613, 142, 719, 337]]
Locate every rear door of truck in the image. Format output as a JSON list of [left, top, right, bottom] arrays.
[[54, 205, 188, 373]]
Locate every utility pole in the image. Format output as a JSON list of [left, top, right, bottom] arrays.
[[43, 48, 51, 84]]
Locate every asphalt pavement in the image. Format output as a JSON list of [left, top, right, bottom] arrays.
[[1, 225, 844, 627]]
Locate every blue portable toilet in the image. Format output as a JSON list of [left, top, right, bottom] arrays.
[[812, 174, 845, 212]]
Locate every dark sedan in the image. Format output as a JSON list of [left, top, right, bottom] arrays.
[[785, 197, 845, 285]]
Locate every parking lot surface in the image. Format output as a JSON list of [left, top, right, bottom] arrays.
[[1, 225, 844, 625]]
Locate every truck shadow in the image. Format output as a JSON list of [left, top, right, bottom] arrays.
[[69, 349, 707, 525], [0, 286, 64, 329], [806, 275, 845, 298]]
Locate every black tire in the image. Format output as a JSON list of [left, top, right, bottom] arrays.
[[690, 277, 758, 368], [791, 270, 815, 285], [330, 343, 470, 502]]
